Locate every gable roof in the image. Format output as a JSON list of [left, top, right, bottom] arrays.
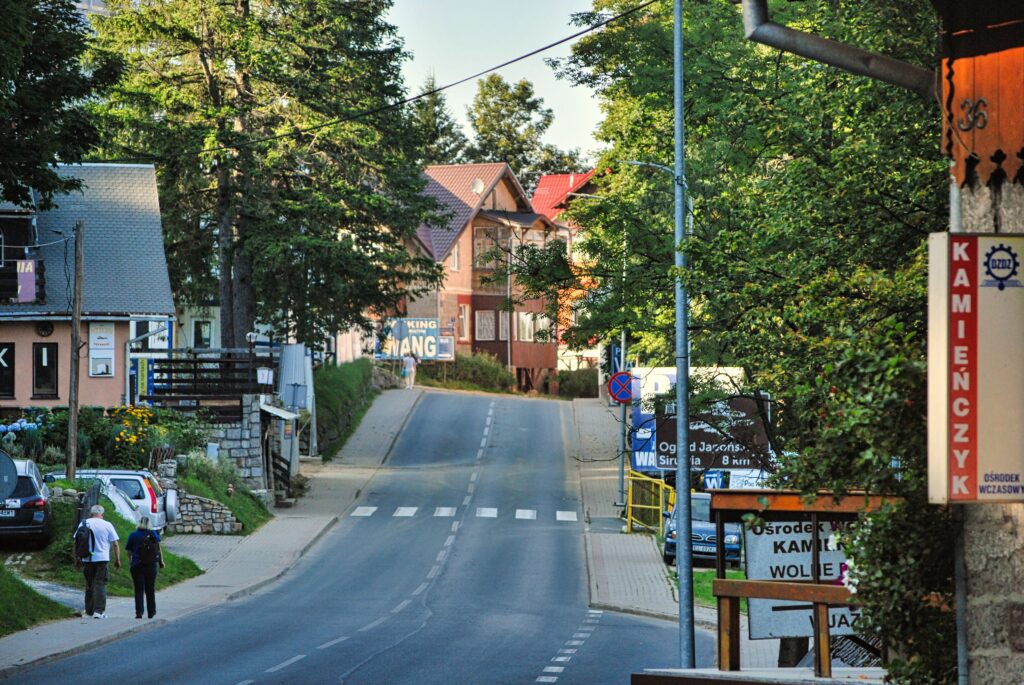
[[531, 170, 596, 221], [0, 164, 175, 318], [416, 163, 532, 260]]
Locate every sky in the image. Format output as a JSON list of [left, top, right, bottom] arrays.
[[387, 1, 603, 162]]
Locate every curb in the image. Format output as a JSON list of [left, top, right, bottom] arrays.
[[381, 390, 424, 466]]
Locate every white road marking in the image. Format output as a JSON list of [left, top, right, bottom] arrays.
[[476, 448, 484, 459], [436, 550, 448, 562], [477, 507, 498, 518], [516, 509, 537, 520], [544, 666, 565, 673], [559, 649, 577, 654], [470, 472, 478, 482], [351, 506, 377, 517], [486, 416, 492, 426], [317, 637, 349, 650], [536, 677, 558, 683], [233, 681, 255, 685], [394, 507, 417, 517], [451, 521, 460, 533], [392, 600, 411, 613], [444, 535, 455, 547], [552, 656, 571, 662], [467, 483, 475, 494], [572, 633, 589, 638], [359, 616, 388, 632], [412, 582, 429, 596], [483, 426, 489, 436], [566, 640, 584, 646], [265, 655, 306, 673], [480, 438, 487, 448], [434, 507, 456, 517], [463, 495, 472, 506], [588, 610, 603, 614], [427, 565, 441, 579], [556, 511, 578, 522]]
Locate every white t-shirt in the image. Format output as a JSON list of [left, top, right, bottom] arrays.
[[403, 355, 416, 372], [84, 517, 120, 562]]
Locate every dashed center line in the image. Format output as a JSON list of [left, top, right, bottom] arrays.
[[463, 495, 472, 506], [436, 550, 448, 562], [265, 655, 306, 673], [480, 437, 487, 448], [467, 483, 476, 494], [444, 535, 455, 547], [486, 415, 492, 426], [317, 636, 349, 650], [451, 521, 460, 533], [359, 617, 388, 632], [477, 448, 484, 459], [392, 600, 411, 613], [483, 426, 489, 436], [427, 565, 441, 579], [412, 582, 429, 596], [470, 472, 478, 482]]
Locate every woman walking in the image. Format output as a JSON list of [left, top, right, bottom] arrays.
[[124, 517, 164, 619]]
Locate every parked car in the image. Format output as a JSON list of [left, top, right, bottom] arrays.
[[45, 469, 178, 531], [0, 459, 54, 547], [663, 492, 742, 567]]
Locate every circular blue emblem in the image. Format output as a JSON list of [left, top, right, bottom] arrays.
[[985, 244, 1020, 291]]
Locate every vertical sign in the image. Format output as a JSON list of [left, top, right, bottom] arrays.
[[929, 233, 1024, 503], [16, 261, 35, 303], [88, 322, 116, 377]]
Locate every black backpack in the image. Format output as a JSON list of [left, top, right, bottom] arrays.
[[138, 532, 159, 564], [73, 522, 95, 562]]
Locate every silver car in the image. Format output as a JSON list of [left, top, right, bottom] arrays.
[[45, 469, 178, 531]]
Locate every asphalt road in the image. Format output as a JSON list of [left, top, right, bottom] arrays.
[[13, 391, 713, 684]]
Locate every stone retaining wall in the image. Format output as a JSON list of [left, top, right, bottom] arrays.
[[208, 394, 264, 490], [166, 492, 242, 534]]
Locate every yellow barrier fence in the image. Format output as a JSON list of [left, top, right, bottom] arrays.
[[626, 470, 675, 535]]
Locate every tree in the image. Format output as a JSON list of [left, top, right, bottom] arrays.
[[92, 0, 442, 346], [0, 0, 119, 208], [464, 74, 582, 190], [411, 75, 467, 165], [514, 2, 954, 680]]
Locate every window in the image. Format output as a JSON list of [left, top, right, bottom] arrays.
[[0, 343, 13, 398], [498, 312, 509, 341], [193, 320, 212, 348], [32, 343, 58, 398], [473, 226, 509, 268], [111, 478, 144, 500], [517, 312, 535, 342], [458, 305, 470, 341], [135, 320, 150, 351], [475, 311, 495, 341], [450, 242, 460, 271]]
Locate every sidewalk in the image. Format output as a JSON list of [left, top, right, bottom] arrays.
[[0, 388, 422, 677], [570, 398, 780, 669]]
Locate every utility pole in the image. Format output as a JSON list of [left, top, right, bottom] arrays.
[[66, 221, 84, 481], [673, 0, 696, 668]]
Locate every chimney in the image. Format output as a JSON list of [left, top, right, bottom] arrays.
[[569, 173, 575, 187]]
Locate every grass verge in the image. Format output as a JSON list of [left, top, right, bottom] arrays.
[[315, 359, 378, 460], [691, 568, 747, 611], [17, 499, 202, 597], [0, 565, 74, 637], [176, 474, 271, 533]]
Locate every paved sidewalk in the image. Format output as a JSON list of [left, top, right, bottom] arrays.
[[0, 389, 419, 677], [571, 398, 780, 669]]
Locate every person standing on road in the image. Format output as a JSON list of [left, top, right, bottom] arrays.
[[403, 352, 418, 389], [124, 516, 164, 619], [77, 505, 121, 619]]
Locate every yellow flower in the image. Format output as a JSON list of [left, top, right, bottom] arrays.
[[115, 437, 120, 442]]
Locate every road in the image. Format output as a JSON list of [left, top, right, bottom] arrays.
[[14, 392, 713, 684]]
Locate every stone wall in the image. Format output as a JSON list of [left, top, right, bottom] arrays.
[[208, 394, 264, 490], [166, 492, 242, 534]]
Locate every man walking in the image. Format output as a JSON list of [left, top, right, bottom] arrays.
[[77, 504, 121, 619], [402, 352, 418, 389]]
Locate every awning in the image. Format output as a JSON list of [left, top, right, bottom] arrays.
[[259, 403, 300, 420]]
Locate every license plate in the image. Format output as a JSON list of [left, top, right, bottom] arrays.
[[693, 544, 716, 554], [0, 510, 14, 518]]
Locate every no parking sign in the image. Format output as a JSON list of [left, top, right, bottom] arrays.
[[607, 371, 632, 404]]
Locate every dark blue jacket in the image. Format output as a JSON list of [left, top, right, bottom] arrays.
[[124, 529, 162, 567]]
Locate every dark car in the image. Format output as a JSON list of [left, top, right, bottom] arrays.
[[0, 459, 54, 547], [663, 492, 742, 567]]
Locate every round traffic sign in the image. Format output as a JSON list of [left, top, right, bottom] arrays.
[[607, 371, 633, 404], [0, 449, 17, 501]]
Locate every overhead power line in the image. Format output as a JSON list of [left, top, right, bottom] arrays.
[[99, 0, 657, 163]]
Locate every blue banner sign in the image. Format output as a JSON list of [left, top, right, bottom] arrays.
[[375, 318, 443, 361]]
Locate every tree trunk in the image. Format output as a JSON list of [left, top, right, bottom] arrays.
[[217, 164, 236, 348]]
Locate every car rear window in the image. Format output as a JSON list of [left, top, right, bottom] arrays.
[[10, 476, 37, 499], [111, 478, 144, 500]]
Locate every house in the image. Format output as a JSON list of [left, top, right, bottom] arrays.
[[0, 164, 175, 409], [531, 171, 601, 373], [409, 163, 560, 391]]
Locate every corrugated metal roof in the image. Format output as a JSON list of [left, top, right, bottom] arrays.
[[416, 163, 530, 260], [0, 164, 175, 318]]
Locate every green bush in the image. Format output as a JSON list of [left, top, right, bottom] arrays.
[[314, 358, 377, 460], [177, 456, 272, 534], [419, 352, 515, 392], [554, 367, 599, 398]]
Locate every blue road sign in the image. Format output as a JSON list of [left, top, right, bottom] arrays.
[[704, 470, 725, 490], [608, 371, 633, 404]]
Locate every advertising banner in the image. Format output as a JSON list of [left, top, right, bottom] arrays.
[[88, 322, 116, 377], [929, 233, 1024, 503], [745, 519, 859, 639], [375, 318, 443, 361]]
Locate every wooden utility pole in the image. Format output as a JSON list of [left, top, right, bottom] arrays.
[[66, 221, 84, 481]]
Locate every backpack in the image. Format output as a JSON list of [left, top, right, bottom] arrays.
[[74, 522, 95, 563], [138, 532, 159, 564]]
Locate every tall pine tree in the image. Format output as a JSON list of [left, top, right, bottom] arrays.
[[92, 0, 441, 345], [411, 75, 467, 165]]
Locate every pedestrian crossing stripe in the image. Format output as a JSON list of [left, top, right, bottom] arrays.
[[348, 506, 579, 522], [516, 509, 537, 520], [476, 507, 498, 518], [352, 506, 377, 517], [393, 507, 417, 517], [434, 507, 456, 517], [556, 511, 578, 522]]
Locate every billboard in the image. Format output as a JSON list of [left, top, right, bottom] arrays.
[[929, 233, 1024, 503], [375, 318, 444, 361]]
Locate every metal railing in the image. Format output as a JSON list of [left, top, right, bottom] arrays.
[[626, 470, 675, 536]]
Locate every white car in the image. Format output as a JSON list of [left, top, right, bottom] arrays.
[[45, 469, 179, 531]]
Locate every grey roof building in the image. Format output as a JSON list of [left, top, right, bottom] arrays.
[[0, 164, 174, 319]]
